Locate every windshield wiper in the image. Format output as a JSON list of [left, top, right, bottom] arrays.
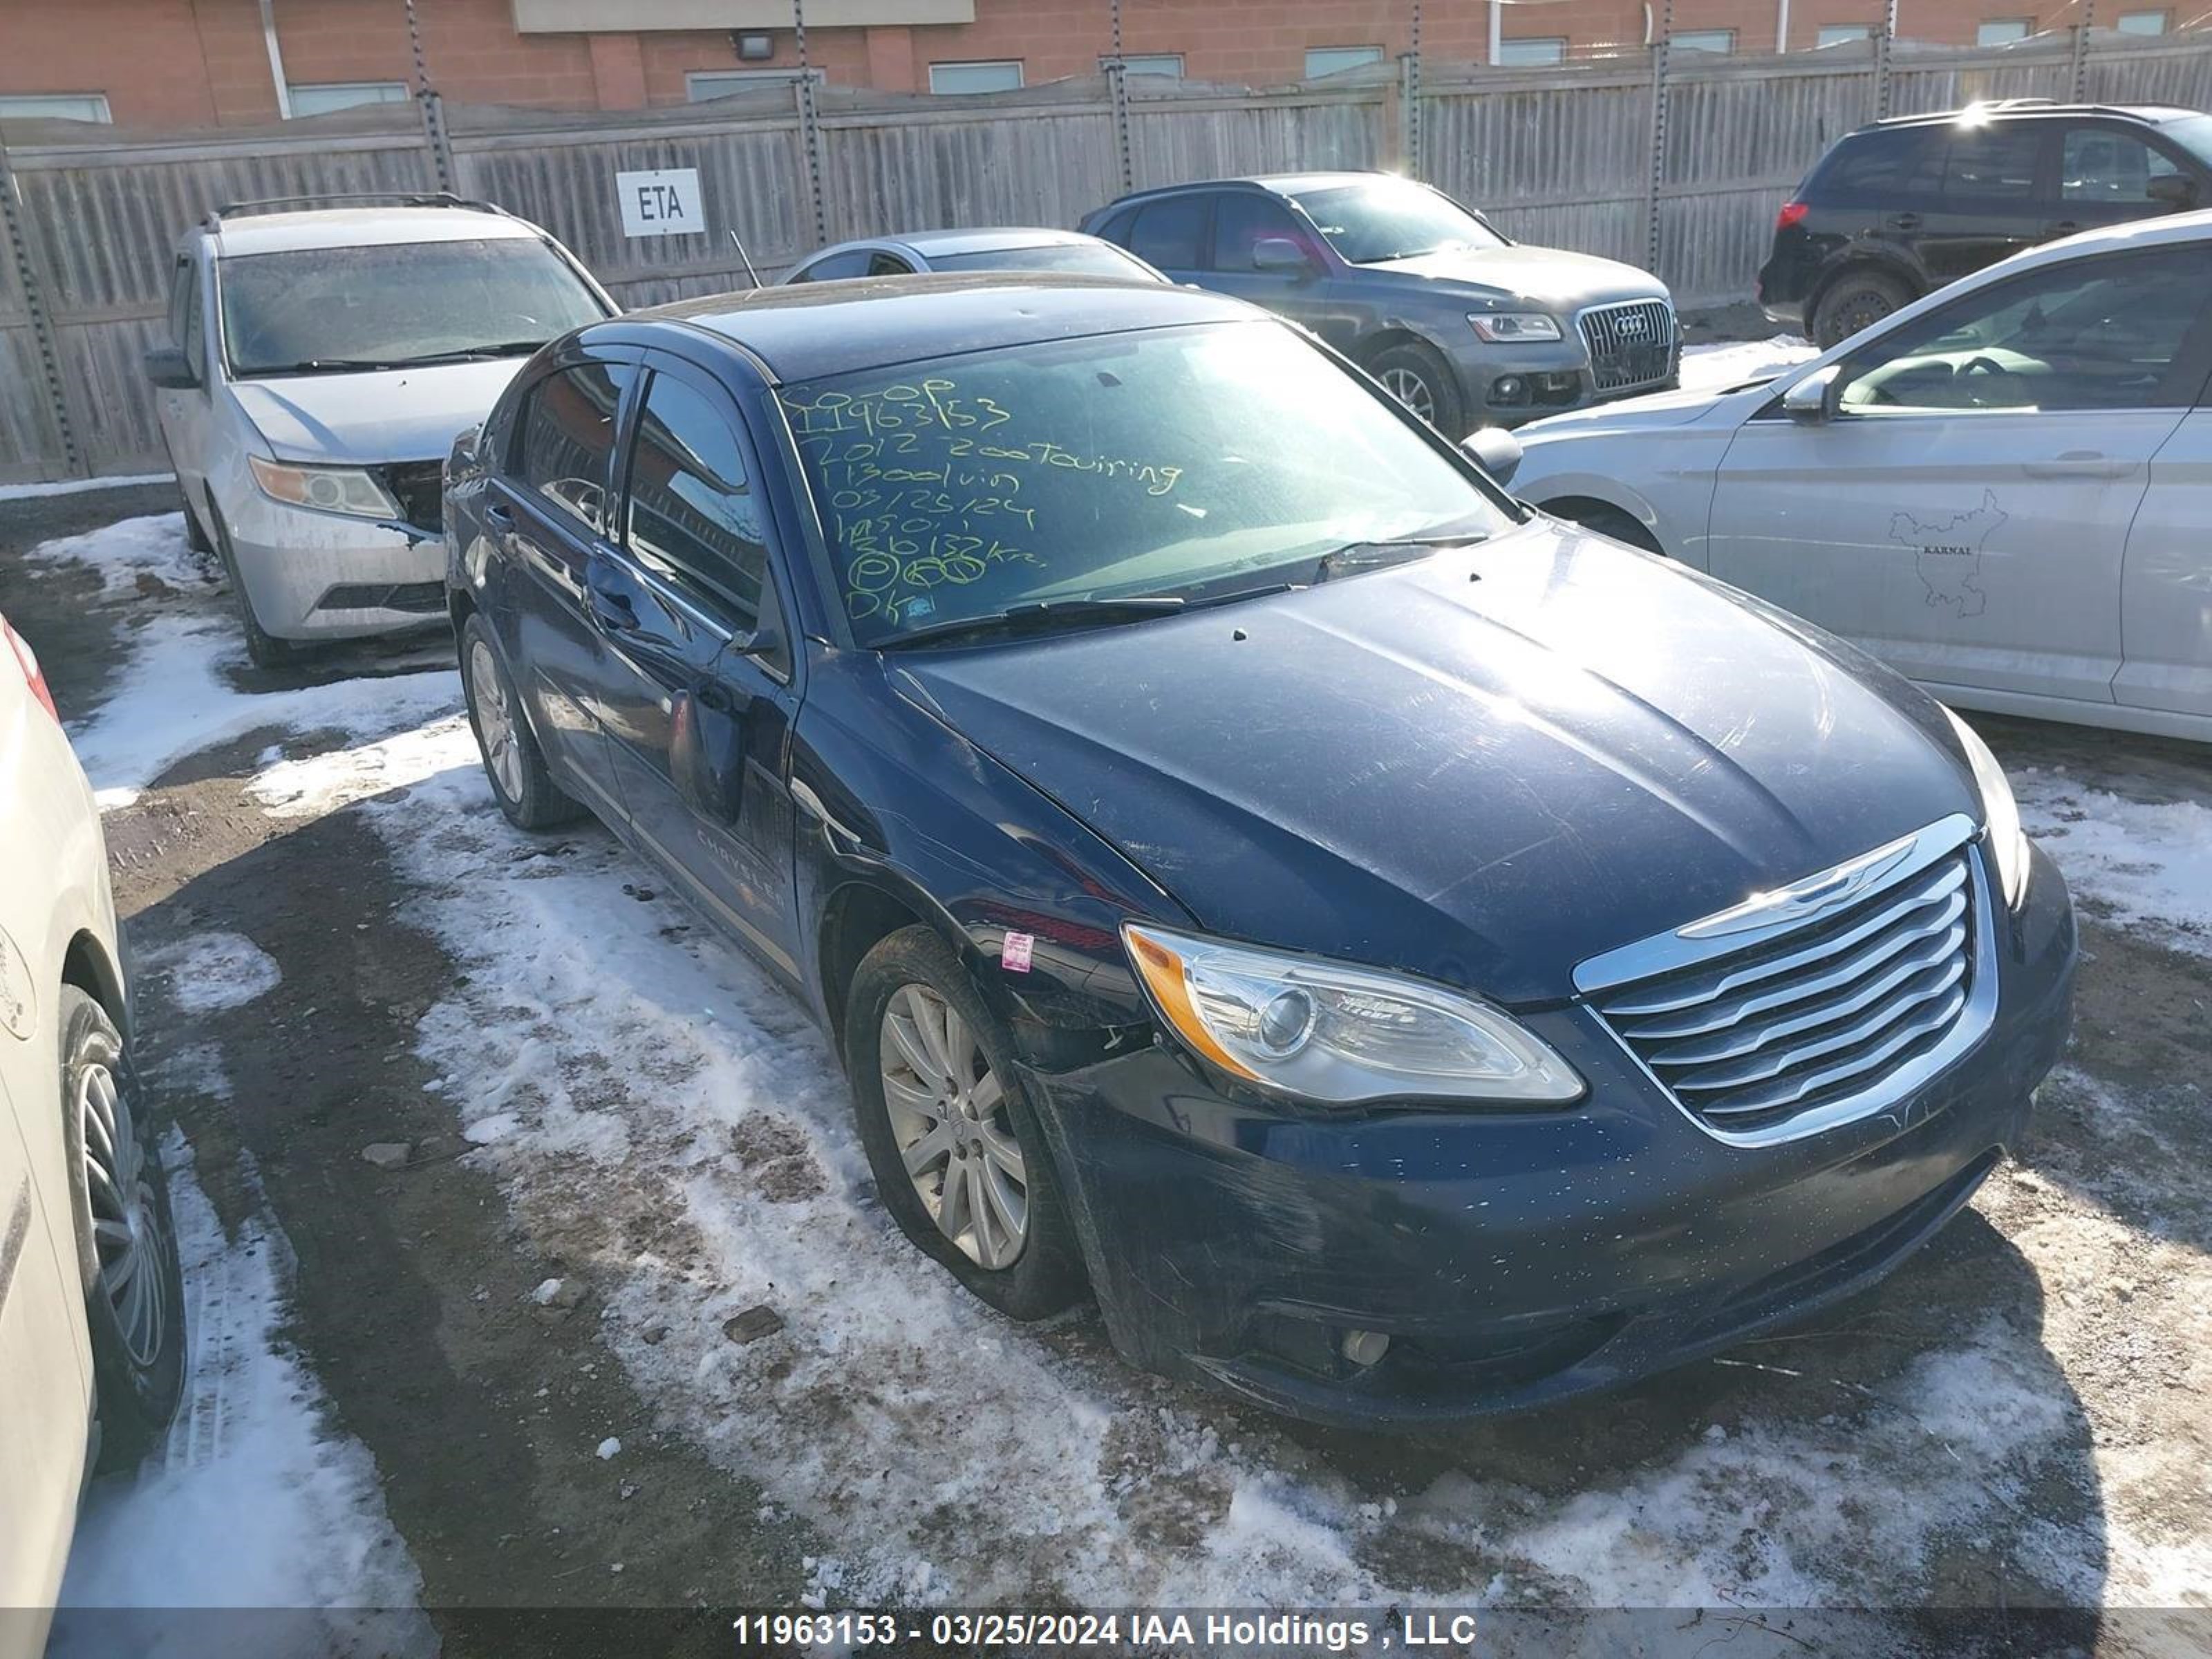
[[879, 595, 1186, 650], [250, 357, 406, 376], [1316, 532, 1487, 581], [393, 339, 550, 366]]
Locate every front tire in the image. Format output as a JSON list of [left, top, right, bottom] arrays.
[[1369, 340, 1468, 438], [459, 612, 580, 831], [59, 988, 186, 1471], [844, 927, 1085, 1320], [208, 505, 294, 669], [1812, 269, 1912, 350]]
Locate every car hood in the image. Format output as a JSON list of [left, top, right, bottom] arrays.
[[1521, 381, 1730, 439], [229, 359, 528, 466], [1360, 243, 1668, 309], [891, 521, 1975, 1004]]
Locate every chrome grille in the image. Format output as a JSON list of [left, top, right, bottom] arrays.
[[1577, 818, 1992, 1143], [1577, 299, 1678, 395]]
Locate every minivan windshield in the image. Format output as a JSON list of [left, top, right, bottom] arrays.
[[778, 319, 1512, 646], [219, 238, 608, 378], [1289, 180, 1508, 264]]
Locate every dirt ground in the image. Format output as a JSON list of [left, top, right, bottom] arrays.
[[7, 484, 2211, 1658]]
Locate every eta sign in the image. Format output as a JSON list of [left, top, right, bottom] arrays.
[[617, 168, 704, 238]]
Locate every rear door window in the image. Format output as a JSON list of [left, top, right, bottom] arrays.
[[1937, 124, 2045, 203], [1127, 196, 1209, 270], [623, 370, 771, 634], [791, 248, 874, 282], [513, 360, 632, 535]]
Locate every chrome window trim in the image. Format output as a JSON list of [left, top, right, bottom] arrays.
[[1574, 814, 1998, 1148]]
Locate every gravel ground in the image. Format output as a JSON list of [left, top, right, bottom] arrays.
[[5, 466, 2209, 1658]]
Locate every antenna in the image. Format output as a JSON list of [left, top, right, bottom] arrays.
[[727, 228, 763, 290]]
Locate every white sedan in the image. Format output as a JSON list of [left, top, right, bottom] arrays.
[[1507, 209, 2212, 743], [0, 613, 184, 1656]]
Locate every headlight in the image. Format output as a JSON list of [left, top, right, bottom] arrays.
[[1944, 707, 2030, 909], [1469, 311, 1562, 343], [247, 455, 400, 520], [1122, 923, 1583, 1107]]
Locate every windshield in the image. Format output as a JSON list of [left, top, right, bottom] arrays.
[[928, 243, 1159, 280], [219, 238, 608, 377], [778, 319, 1511, 647], [2162, 113, 2212, 171], [1289, 180, 1507, 264]]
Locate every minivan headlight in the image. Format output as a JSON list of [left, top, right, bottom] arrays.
[[1122, 923, 1584, 1107], [248, 456, 400, 520], [1469, 312, 1562, 343], [1944, 707, 2030, 909]]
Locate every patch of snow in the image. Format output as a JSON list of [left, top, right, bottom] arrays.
[[53, 1133, 432, 1658], [0, 472, 171, 501], [1680, 336, 1815, 393], [141, 931, 281, 1014], [248, 714, 474, 818], [596, 1437, 622, 1461], [26, 513, 216, 598], [531, 1277, 567, 1306], [2016, 771, 2212, 955]]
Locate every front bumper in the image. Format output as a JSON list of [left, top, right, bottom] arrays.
[[223, 489, 447, 641], [1022, 844, 2075, 1430]]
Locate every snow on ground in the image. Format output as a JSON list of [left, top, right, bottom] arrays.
[[52, 1120, 433, 1659], [0, 472, 171, 502], [140, 931, 283, 1013], [24, 512, 217, 598], [232, 716, 2146, 1620], [1679, 336, 1815, 393], [2014, 770, 2212, 955]]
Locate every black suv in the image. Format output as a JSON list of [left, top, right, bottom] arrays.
[[1760, 100, 2212, 347]]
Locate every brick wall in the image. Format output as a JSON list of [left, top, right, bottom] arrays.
[[0, 0, 2156, 129]]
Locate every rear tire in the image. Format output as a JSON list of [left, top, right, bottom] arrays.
[[1812, 269, 1912, 349], [59, 988, 186, 1472], [1369, 340, 1468, 438], [844, 927, 1085, 1321], [459, 612, 581, 831]]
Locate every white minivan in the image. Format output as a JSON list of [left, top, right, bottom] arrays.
[[148, 193, 613, 665], [1508, 211, 2212, 742]]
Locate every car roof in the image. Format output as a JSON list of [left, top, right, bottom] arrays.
[[1099, 170, 1400, 209], [203, 206, 543, 257], [617, 272, 1258, 382], [884, 227, 1105, 257], [1859, 100, 2204, 135]]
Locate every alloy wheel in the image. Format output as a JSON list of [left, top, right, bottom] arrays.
[[469, 638, 524, 803], [1381, 366, 1437, 425], [878, 984, 1029, 1269], [77, 1060, 169, 1369]]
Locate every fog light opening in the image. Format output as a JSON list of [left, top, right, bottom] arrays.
[[1341, 1329, 1391, 1368], [1490, 374, 1528, 406]]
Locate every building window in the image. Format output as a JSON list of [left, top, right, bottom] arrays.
[[1976, 18, 2032, 42], [928, 60, 1023, 94], [0, 92, 113, 122], [1103, 53, 1185, 79], [1672, 28, 1736, 51], [1497, 37, 1568, 65], [687, 68, 821, 99], [1815, 24, 1874, 44], [1305, 46, 1384, 77], [2116, 8, 2168, 29], [288, 81, 411, 116]]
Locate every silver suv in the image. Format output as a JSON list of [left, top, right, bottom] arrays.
[[147, 193, 612, 665], [1081, 172, 1678, 433]]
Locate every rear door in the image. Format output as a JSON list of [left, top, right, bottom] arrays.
[[1123, 194, 1211, 285], [491, 353, 639, 823], [595, 354, 805, 980], [1910, 121, 2052, 286], [1707, 244, 2208, 705]]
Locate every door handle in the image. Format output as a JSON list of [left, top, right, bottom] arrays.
[[2045, 220, 2082, 238], [2023, 451, 2134, 479], [585, 562, 638, 632], [485, 502, 514, 532], [1887, 212, 1922, 231]]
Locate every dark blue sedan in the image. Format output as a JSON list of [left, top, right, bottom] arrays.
[[441, 274, 2077, 1428]]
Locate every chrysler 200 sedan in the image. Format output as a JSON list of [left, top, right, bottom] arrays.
[[442, 274, 2077, 1427]]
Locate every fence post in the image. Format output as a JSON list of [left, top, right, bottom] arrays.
[[1874, 0, 1897, 118], [1644, 0, 1674, 277], [1401, 0, 1424, 180], [404, 0, 456, 192], [0, 143, 83, 480], [792, 0, 829, 247], [1106, 0, 1135, 194]]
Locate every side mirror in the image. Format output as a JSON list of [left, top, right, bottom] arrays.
[[2146, 173, 2199, 210], [1461, 426, 1523, 488], [1781, 364, 1841, 425], [1252, 236, 1315, 277], [144, 345, 198, 391]]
